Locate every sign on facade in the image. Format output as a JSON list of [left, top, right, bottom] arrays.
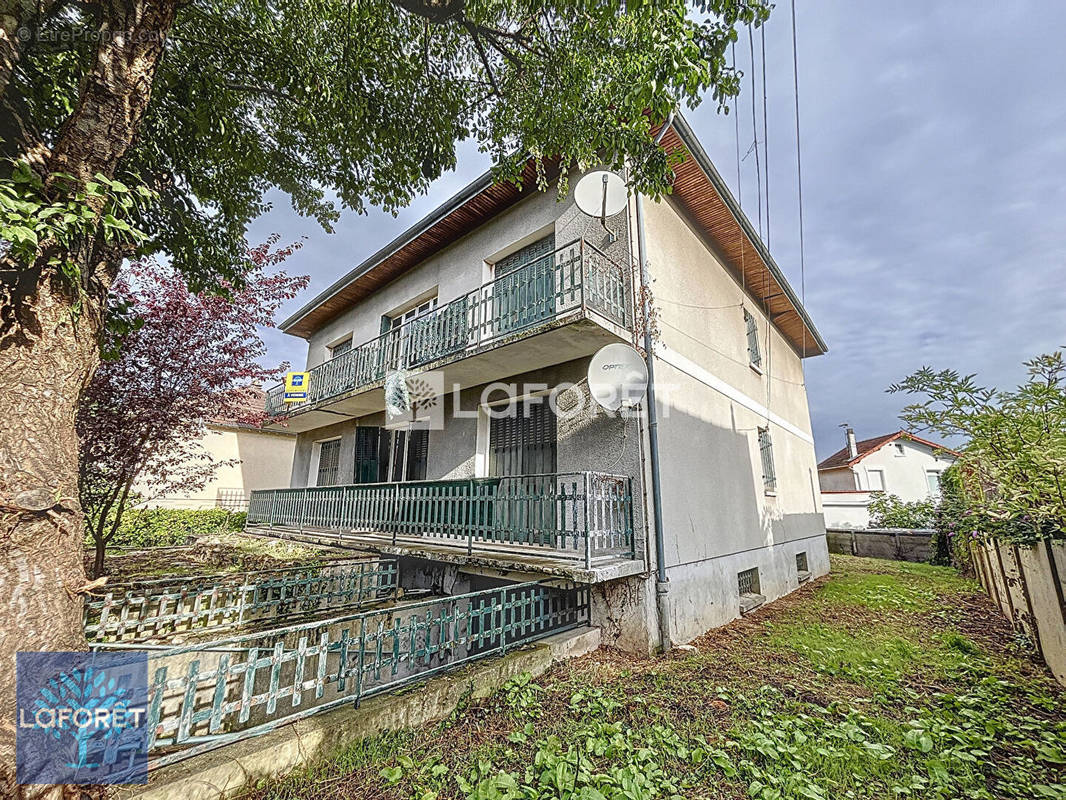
[[284, 371, 310, 403]]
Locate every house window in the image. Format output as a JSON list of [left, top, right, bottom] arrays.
[[388, 296, 438, 331], [489, 397, 557, 477], [758, 427, 776, 494], [493, 234, 555, 278], [314, 438, 342, 487], [388, 427, 430, 481], [354, 426, 429, 483], [926, 470, 942, 496], [329, 338, 352, 359], [738, 567, 761, 596], [867, 469, 885, 492], [744, 308, 762, 369]]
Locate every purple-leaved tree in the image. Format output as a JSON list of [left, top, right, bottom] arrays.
[[77, 236, 307, 578]]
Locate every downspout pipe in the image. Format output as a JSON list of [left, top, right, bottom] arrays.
[[636, 112, 674, 652]]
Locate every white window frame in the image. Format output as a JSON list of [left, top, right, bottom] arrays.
[[866, 468, 886, 492], [388, 294, 439, 330], [926, 469, 943, 496], [307, 436, 342, 487]]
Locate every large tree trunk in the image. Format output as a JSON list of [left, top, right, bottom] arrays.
[[0, 0, 177, 792]]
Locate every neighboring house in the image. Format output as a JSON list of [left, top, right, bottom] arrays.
[[137, 415, 297, 511], [818, 427, 958, 529], [252, 115, 830, 653]]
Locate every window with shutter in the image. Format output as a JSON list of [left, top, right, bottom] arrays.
[[315, 438, 342, 487], [489, 397, 557, 477], [329, 338, 352, 359], [758, 427, 776, 494], [355, 427, 389, 483], [744, 308, 762, 369]]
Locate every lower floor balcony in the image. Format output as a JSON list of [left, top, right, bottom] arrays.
[[246, 472, 644, 583]]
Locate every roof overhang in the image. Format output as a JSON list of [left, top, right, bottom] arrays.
[[280, 115, 826, 356]]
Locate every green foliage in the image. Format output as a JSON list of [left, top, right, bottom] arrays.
[[8, 1, 772, 289], [868, 492, 936, 529], [85, 508, 245, 548], [0, 160, 152, 277], [891, 352, 1066, 543]]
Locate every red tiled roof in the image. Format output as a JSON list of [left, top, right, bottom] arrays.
[[817, 431, 958, 471]]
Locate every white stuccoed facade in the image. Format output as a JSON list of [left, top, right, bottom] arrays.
[[818, 429, 957, 529]]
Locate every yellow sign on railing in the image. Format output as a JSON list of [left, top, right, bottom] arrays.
[[283, 371, 310, 403]]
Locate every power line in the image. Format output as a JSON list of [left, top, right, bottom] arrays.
[[746, 24, 763, 240], [791, 0, 809, 357], [760, 22, 771, 252]]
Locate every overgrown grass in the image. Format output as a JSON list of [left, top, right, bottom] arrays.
[[240, 556, 1066, 800]]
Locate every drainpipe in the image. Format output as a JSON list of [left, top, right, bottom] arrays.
[[635, 112, 674, 652]]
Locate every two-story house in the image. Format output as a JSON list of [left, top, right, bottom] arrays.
[[246, 116, 830, 653], [819, 427, 958, 528]]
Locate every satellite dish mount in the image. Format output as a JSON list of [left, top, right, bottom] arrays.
[[574, 170, 628, 244]]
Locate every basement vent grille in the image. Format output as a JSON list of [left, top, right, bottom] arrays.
[[796, 552, 809, 573], [738, 567, 761, 596]]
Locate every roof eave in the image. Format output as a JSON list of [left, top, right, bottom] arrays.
[[670, 114, 828, 355], [279, 169, 499, 335]]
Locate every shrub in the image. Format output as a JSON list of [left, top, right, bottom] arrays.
[[868, 493, 936, 529], [85, 508, 246, 549]]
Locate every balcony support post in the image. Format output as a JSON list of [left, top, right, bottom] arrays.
[[583, 472, 592, 570]]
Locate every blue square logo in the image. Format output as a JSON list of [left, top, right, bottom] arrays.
[[17, 651, 149, 785], [291, 375, 304, 386]]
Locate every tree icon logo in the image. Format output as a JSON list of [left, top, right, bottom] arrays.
[[16, 651, 149, 785]]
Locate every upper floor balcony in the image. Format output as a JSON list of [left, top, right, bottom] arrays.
[[265, 238, 632, 428]]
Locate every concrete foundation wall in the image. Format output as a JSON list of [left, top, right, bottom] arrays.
[[664, 534, 829, 644], [825, 527, 933, 562], [973, 539, 1066, 687]]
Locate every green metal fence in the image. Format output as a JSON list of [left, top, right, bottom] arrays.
[[84, 559, 398, 644], [95, 581, 589, 767], [265, 238, 631, 416], [247, 472, 635, 566]]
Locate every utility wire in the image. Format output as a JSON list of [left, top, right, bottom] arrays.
[[791, 0, 809, 357], [760, 23, 771, 252], [746, 25, 763, 240]]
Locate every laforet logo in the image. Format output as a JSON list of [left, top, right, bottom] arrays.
[[16, 651, 149, 785]]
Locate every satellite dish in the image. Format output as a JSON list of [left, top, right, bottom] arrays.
[[574, 170, 628, 222], [588, 343, 649, 412]]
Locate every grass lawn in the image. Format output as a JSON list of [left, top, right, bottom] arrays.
[[240, 555, 1066, 800]]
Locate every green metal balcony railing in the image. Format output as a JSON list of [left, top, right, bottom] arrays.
[[266, 238, 631, 416], [247, 472, 636, 566], [84, 558, 398, 644], [93, 580, 589, 769]]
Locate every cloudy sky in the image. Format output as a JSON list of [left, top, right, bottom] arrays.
[[248, 1, 1066, 460]]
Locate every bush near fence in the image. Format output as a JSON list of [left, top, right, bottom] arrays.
[[85, 508, 247, 549]]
